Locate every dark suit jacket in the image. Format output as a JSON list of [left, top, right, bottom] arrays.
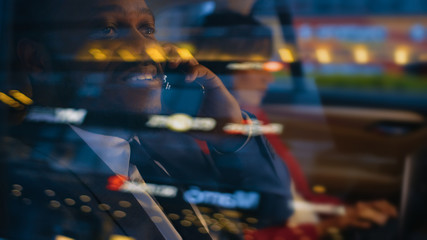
[[1, 122, 293, 240]]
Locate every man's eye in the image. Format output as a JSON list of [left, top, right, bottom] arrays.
[[101, 26, 117, 38], [90, 26, 117, 39], [139, 26, 155, 36]]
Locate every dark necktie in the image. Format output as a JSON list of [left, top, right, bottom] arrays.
[[127, 138, 185, 240], [128, 138, 169, 178]]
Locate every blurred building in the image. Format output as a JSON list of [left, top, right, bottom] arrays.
[[288, 0, 427, 15]]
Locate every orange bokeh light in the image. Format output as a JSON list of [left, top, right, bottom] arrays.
[[263, 61, 284, 72]]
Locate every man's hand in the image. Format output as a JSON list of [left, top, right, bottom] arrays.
[[317, 200, 397, 236], [162, 43, 246, 152]]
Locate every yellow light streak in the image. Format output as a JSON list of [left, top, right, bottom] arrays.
[[177, 43, 196, 53], [354, 47, 369, 64], [278, 48, 295, 63], [0, 92, 22, 108], [146, 47, 166, 62], [109, 235, 135, 240], [9, 90, 33, 105], [316, 48, 332, 64], [177, 48, 194, 61], [394, 47, 409, 65], [117, 49, 137, 62], [89, 48, 107, 61], [55, 235, 75, 240]]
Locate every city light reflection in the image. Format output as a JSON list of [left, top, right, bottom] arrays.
[[113, 210, 127, 218], [290, 201, 346, 216], [279, 48, 295, 63], [9, 90, 33, 105], [55, 235, 75, 240], [109, 235, 135, 240], [312, 185, 326, 194], [263, 61, 284, 72], [0, 92, 23, 108], [146, 114, 216, 132], [395, 47, 410, 65], [354, 46, 369, 64], [177, 48, 194, 60], [80, 205, 92, 213], [146, 47, 166, 62], [89, 48, 108, 61], [316, 48, 332, 64], [117, 49, 137, 62], [79, 195, 91, 202], [64, 198, 76, 206]]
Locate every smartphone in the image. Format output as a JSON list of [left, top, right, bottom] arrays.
[[161, 67, 205, 117]]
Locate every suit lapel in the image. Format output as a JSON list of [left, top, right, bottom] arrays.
[[55, 126, 169, 240]]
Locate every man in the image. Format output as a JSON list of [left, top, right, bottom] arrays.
[[230, 67, 398, 239], [199, 9, 398, 240], [1, 0, 293, 239]]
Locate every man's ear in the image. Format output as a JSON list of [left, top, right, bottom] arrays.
[[17, 39, 49, 72]]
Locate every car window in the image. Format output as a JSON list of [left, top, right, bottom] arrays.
[[1, 0, 426, 240]]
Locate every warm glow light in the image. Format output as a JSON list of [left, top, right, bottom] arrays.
[[44, 189, 55, 197], [89, 48, 107, 61], [146, 47, 166, 62], [117, 49, 137, 62], [263, 61, 284, 72], [291, 201, 346, 215], [316, 48, 331, 64], [178, 43, 196, 53], [354, 47, 369, 64], [50, 200, 61, 208], [394, 48, 409, 65], [80, 205, 92, 213], [9, 90, 33, 105], [177, 48, 194, 61], [11, 189, 21, 197], [168, 213, 180, 220], [312, 185, 326, 194], [113, 210, 127, 218], [110, 235, 135, 240], [64, 198, 76, 206], [55, 235, 75, 240], [223, 120, 283, 136], [146, 114, 216, 132], [0, 92, 22, 108], [167, 114, 193, 132], [79, 195, 91, 202], [278, 48, 295, 63], [119, 201, 132, 208], [180, 220, 192, 227], [12, 184, 23, 191], [246, 217, 258, 224], [98, 203, 111, 211], [151, 216, 163, 223]]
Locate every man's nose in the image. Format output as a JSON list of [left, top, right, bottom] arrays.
[[120, 27, 158, 62]]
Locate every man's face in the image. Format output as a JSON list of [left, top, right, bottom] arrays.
[[233, 69, 274, 107], [35, 0, 162, 113]]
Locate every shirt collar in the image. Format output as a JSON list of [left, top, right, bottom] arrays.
[[70, 125, 131, 176]]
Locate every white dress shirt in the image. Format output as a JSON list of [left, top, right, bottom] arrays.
[[70, 125, 182, 240]]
